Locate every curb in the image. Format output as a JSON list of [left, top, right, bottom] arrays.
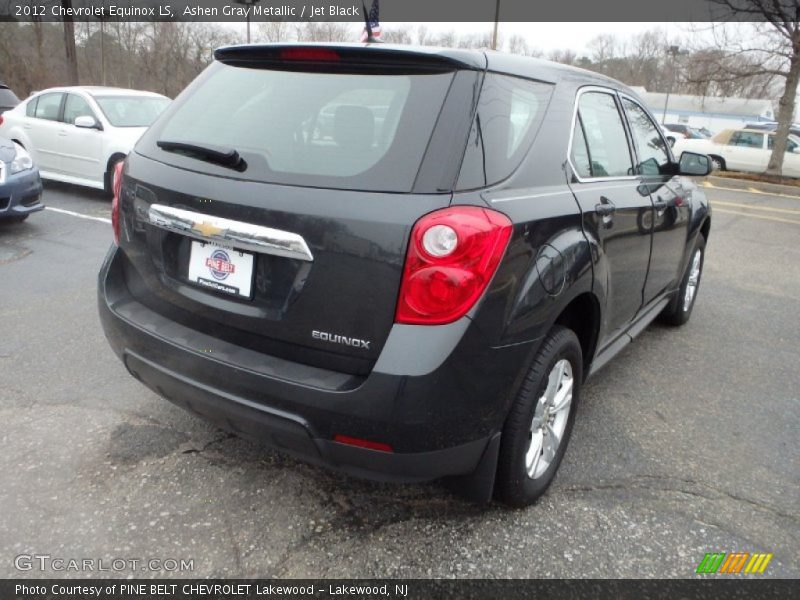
[[706, 175, 800, 197]]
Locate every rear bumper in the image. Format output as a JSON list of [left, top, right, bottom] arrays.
[[0, 168, 44, 218], [98, 246, 534, 482]]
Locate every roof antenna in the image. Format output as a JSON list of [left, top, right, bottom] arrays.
[[361, 0, 382, 43]]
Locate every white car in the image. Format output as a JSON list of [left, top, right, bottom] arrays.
[[673, 128, 800, 177], [0, 86, 169, 194]]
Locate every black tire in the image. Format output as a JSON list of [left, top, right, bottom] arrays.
[[709, 155, 725, 171], [496, 325, 583, 507], [659, 235, 706, 326], [103, 155, 126, 197]]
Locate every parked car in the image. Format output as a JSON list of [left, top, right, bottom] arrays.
[[745, 122, 800, 138], [674, 127, 800, 176], [0, 86, 169, 194], [98, 44, 712, 506], [0, 82, 20, 114], [664, 123, 708, 139], [0, 135, 43, 222]]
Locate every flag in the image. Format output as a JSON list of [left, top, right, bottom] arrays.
[[360, 0, 381, 42]]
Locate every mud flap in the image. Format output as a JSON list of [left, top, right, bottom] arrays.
[[443, 432, 501, 504]]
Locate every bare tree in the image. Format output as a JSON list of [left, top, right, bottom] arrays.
[[382, 25, 412, 45], [257, 21, 292, 43], [688, 1, 800, 176], [60, 0, 79, 84], [295, 22, 353, 43]]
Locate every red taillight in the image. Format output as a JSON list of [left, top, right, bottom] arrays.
[[0, 115, 4, 127], [111, 160, 125, 245], [280, 47, 340, 62], [395, 206, 513, 325], [333, 434, 393, 453]]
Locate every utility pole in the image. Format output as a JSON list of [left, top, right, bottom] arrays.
[[491, 0, 500, 50], [662, 45, 680, 124], [236, 0, 262, 44]]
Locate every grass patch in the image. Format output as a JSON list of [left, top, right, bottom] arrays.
[[715, 170, 800, 188]]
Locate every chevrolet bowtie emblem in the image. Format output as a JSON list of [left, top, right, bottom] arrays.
[[193, 220, 224, 238]]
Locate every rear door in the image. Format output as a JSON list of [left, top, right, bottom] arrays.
[[58, 92, 104, 183], [120, 50, 479, 374], [567, 88, 653, 346], [26, 91, 64, 173], [620, 95, 691, 301], [725, 130, 765, 171]]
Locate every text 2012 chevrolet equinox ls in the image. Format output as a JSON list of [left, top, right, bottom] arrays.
[[98, 44, 711, 506]]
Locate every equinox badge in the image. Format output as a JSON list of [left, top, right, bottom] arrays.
[[312, 330, 371, 350]]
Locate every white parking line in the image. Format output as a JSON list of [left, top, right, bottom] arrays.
[[45, 206, 111, 224]]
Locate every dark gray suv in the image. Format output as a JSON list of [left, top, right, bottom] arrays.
[[98, 44, 711, 506]]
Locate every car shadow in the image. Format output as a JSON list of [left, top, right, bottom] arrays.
[[43, 179, 109, 203]]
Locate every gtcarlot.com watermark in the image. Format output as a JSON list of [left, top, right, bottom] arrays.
[[14, 553, 194, 573]]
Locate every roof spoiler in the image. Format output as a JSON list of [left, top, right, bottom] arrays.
[[213, 44, 486, 74]]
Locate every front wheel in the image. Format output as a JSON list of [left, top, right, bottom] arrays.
[[660, 235, 706, 326], [496, 325, 583, 507]]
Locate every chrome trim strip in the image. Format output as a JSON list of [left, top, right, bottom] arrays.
[[147, 204, 314, 262]]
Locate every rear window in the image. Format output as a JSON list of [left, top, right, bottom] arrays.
[[0, 87, 19, 108], [140, 62, 455, 192], [94, 96, 170, 127]]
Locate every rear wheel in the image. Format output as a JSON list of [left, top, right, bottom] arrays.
[[660, 235, 705, 326], [496, 325, 582, 507], [709, 155, 725, 171]]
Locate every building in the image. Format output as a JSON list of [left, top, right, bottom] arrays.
[[630, 87, 776, 135]]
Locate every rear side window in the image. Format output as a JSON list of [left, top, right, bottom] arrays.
[[143, 62, 454, 192], [26, 97, 38, 117], [621, 97, 671, 176], [729, 131, 764, 148], [33, 92, 63, 121], [572, 91, 632, 178], [457, 74, 553, 189]]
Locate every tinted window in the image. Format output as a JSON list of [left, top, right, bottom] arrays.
[[33, 93, 63, 121], [570, 116, 592, 179], [144, 62, 453, 192], [622, 97, 670, 176], [573, 91, 632, 178], [94, 96, 169, 127], [63, 94, 95, 125], [26, 97, 38, 118], [730, 131, 764, 148], [767, 135, 799, 153], [0, 87, 19, 108], [457, 74, 553, 189]]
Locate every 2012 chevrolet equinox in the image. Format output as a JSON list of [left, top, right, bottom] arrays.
[[98, 44, 711, 506]]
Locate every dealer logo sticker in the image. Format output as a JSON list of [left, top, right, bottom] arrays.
[[205, 249, 236, 281]]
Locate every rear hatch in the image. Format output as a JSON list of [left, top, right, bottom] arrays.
[[119, 45, 484, 375]]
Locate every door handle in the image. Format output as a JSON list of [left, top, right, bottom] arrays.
[[595, 198, 616, 216]]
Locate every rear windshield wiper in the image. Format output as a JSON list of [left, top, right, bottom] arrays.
[[156, 139, 247, 171]]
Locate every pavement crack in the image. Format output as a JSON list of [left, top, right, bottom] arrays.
[[557, 474, 798, 523]]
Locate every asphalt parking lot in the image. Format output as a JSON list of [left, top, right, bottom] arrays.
[[0, 178, 798, 579]]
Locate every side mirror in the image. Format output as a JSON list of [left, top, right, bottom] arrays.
[[678, 151, 712, 176], [74, 115, 101, 130]]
